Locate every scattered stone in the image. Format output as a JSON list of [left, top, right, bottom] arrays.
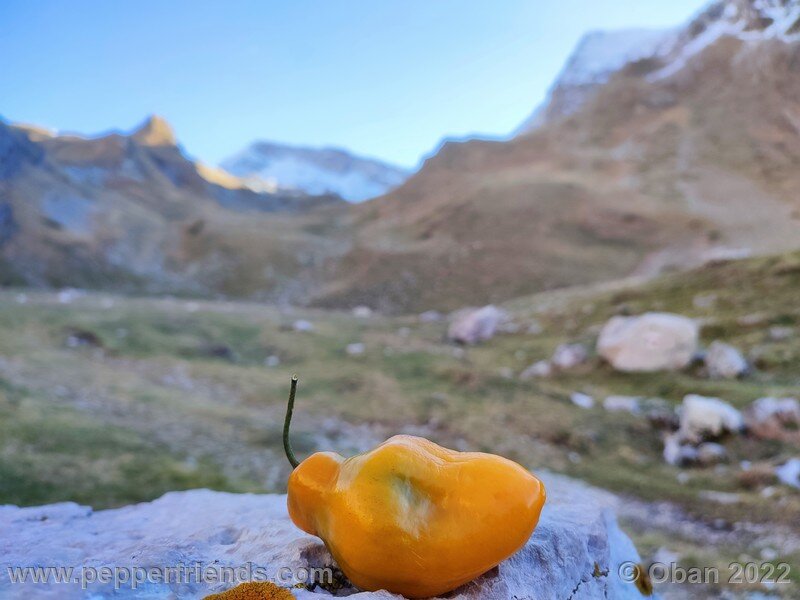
[[396, 327, 411, 337], [768, 326, 794, 341], [663, 433, 698, 467], [0, 482, 647, 599], [761, 547, 779, 561], [526, 320, 543, 335], [551, 343, 588, 370], [775, 458, 800, 489], [15, 293, 27, 304], [352, 305, 373, 318], [743, 397, 800, 442], [57, 288, 84, 304], [698, 491, 740, 504], [651, 547, 680, 566], [641, 398, 678, 430], [497, 367, 514, 379], [597, 312, 698, 372], [519, 360, 552, 380], [736, 464, 777, 490], [345, 342, 366, 356], [693, 293, 717, 309], [264, 355, 280, 367], [570, 392, 595, 409], [419, 310, 443, 323], [292, 319, 314, 332], [678, 394, 744, 443], [447, 305, 508, 345], [603, 396, 641, 414], [696, 442, 728, 466], [704, 341, 748, 379], [737, 313, 766, 327]]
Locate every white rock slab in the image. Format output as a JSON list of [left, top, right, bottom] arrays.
[[0, 474, 646, 599]]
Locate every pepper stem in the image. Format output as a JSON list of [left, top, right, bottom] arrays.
[[283, 374, 300, 469]]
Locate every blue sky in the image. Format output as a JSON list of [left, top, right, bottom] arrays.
[[1, 0, 703, 168]]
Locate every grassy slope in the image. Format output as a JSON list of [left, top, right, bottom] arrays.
[[0, 251, 799, 593]]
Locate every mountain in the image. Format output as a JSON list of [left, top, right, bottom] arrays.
[[221, 141, 411, 202], [308, 0, 800, 313], [520, 0, 800, 131], [0, 115, 350, 298], [515, 28, 676, 132]]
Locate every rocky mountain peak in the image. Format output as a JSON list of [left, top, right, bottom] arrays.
[[131, 114, 177, 147], [517, 0, 800, 133]]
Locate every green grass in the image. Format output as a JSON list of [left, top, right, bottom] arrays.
[[0, 251, 799, 595]]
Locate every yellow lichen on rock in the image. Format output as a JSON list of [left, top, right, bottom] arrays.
[[203, 581, 295, 600]]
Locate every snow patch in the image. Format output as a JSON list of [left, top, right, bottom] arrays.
[[221, 143, 410, 202]]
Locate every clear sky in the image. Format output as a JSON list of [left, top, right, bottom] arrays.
[[1, 0, 703, 168]]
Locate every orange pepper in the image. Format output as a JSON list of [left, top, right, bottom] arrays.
[[282, 376, 546, 598]]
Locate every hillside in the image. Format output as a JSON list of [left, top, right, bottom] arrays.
[[311, 0, 800, 313], [0, 116, 351, 300]]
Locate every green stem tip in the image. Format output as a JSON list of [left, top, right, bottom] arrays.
[[283, 374, 300, 469]]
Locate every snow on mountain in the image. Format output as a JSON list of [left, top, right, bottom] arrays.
[[517, 0, 800, 133], [221, 142, 411, 202], [516, 28, 676, 133], [650, 0, 800, 80], [556, 29, 676, 87]]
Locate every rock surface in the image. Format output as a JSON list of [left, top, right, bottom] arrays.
[[447, 305, 508, 345], [597, 313, 698, 372], [0, 475, 646, 599]]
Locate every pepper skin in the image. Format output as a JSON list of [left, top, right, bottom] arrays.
[[287, 434, 546, 598]]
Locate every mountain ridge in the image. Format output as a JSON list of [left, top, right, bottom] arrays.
[[308, 0, 800, 312], [221, 140, 410, 202]]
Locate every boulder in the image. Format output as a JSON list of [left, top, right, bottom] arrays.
[[447, 305, 508, 345], [743, 397, 800, 442], [519, 360, 552, 380], [0, 476, 646, 599], [704, 341, 748, 379], [597, 313, 698, 372], [550, 343, 588, 370], [678, 394, 743, 443]]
